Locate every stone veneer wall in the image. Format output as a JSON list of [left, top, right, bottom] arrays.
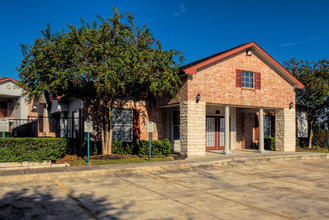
[[180, 101, 206, 156], [275, 108, 296, 151]]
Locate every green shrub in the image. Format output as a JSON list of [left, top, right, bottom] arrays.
[[0, 138, 68, 162], [67, 139, 102, 156], [296, 137, 308, 149], [264, 137, 275, 150], [313, 129, 327, 148], [112, 139, 171, 155]]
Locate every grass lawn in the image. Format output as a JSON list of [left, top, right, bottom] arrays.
[[56, 154, 178, 166], [297, 147, 329, 153]]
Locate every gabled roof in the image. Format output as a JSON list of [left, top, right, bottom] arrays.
[[0, 77, 18, 84], [179, 41, 305, 89]]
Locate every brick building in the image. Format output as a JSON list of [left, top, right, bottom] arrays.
[[27, 42, 304, 156], [146, 41, 304, 156]]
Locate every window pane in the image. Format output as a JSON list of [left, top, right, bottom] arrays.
[[173, 125, 180, 140], [242, 71, 254, 88], [173, 110, 180, 125], [264, 115, 271, 137], [206, 118, 215, 146], [112, 108, 133, 142], [173, 110, 180, 140]]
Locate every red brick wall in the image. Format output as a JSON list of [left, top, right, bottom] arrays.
[[121, 100, 167, 141], [245, 113, 254, 148], [175, 51, 295, 109], [236, 109, 245, 149]]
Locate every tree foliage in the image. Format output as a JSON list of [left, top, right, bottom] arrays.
[[284, 58, 329, 148], [18, 8, 184, 154]]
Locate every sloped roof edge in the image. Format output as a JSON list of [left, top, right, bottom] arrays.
[[0, 77, 19, 84], [180, 42, 305, 89]]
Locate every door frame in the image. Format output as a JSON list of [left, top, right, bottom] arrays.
[[206, 116, 230, 150]]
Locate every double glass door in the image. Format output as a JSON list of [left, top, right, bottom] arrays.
[[206, 116, 224, 150]]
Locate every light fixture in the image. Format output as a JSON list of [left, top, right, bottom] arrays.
[[289, 102, 293, 109], [196, 94, 201, 103], [246, 49, 253, 56], [216, 110, 220, 114]]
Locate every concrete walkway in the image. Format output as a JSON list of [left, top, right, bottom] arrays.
[[1, 150, 328, 184]]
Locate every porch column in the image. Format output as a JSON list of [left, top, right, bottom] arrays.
[[275, 108, 296, 151], [258, 108, 267, 153], [224, 105, 234, 155], [60, 112, 66, 137], [180, 101, 206, 156]]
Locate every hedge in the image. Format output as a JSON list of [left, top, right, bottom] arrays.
[[112, 139, 171, 155], [264, 137, 275, 150], [67, 139, 102, 156], [296, 137, 308, 149], [252, 137, 276, 150], [0, 138, 172, 162], [0, 138, 68, 162]]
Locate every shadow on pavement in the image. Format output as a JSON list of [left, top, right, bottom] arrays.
[[0, 187, 135, 219]]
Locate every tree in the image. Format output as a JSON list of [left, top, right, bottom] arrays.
[[284, 58, 329, 148], [18, 8, 184, 154]]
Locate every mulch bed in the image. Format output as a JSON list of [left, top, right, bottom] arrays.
[[56, 153, 186, 164]]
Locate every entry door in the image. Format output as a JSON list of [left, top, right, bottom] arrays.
[[206, 116, 224, 150]]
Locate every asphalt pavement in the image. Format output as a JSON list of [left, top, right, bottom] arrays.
[[0, 150, 328, 184]]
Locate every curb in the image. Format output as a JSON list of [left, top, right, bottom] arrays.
[[0, 161, 69, 170], [1, 153, 328, 184]]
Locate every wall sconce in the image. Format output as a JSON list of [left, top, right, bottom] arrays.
[[216, 110, 220, 114], [289, 102, 293, 109], [196, 94, 201, 103], [246, 49, 253, 56]]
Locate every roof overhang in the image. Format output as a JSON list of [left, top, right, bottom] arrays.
[[181, 42, 305, 89], [0, 78, 18, 84]]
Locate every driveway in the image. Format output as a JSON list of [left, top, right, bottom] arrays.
[[1, 159, 329, 219]]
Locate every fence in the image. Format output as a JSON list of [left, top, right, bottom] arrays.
[[11, 116, 84, 139]]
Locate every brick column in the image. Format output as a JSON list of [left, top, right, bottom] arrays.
[[275, 108, 296, 152], [180, 101, 206, 156]]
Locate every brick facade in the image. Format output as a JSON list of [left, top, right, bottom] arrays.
[[163, 42, 301, 154], [176, 50, 296, 109], [25, 42, 301, 155]]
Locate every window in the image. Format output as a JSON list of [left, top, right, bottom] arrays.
[[242, 71, 254, 88], [173, 110, 180, 140], [236, 69, 261, 89], [112, 108, 133, 142], [0, 101, 8, 117], [264, 115, 272, 137]]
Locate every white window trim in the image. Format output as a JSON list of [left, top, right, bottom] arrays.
[[242, 71, 255, 89]]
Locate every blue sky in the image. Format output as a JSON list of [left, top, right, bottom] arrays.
[[1, 0, 329, 80]]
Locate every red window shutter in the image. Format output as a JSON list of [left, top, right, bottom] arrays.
[[255, 72, 261, 90], [133, 109, 140, 141], [236, 69, 242, 87]]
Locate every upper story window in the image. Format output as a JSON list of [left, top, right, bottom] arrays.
[[236, 69, 261, 90], [242, 71, 254, 88]]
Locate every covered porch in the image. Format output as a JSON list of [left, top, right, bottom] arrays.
[[176, 101, 296, 157]]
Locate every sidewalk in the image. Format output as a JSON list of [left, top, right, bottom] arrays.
[[1, 150, 328, 184]]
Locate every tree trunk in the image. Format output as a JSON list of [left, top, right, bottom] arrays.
[[102, 106, 112, 155], [101, 128, 112, 155], [308, 120, 314, 149]]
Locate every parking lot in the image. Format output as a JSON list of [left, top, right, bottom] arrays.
[[1, 159, 329, 219]]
